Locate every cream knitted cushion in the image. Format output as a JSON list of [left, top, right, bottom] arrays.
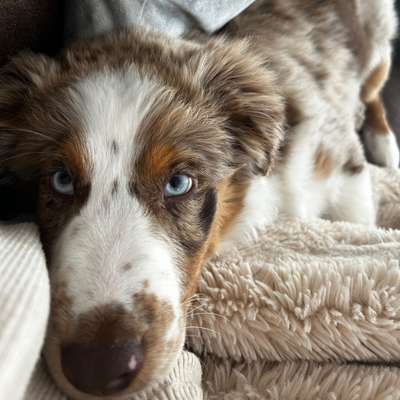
[[0, 224, 49, 400]]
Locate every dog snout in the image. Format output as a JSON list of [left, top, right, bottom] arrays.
[[61, 340, 143, 396]]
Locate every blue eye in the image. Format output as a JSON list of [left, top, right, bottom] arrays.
[[52, 170, 74, 195], [164, 175, 193, 198]]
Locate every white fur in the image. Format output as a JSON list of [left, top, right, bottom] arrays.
[[220, 103, 376, 250], [51, 68, 181, 340], [218, 175, 281, 252], [329, 167, 375, 225], [365, 128, 400, 168]]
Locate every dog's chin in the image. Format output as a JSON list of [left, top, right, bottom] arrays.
[[43, 331, 186, 400]]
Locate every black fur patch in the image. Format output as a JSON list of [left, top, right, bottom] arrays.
[[199, 188, 217, 234]]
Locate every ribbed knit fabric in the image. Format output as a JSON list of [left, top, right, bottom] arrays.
[[0, 223, 49, 400]]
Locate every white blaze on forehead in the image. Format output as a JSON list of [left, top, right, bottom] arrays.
[[51, 67, 182, 338], [71, 66, 159, 178]]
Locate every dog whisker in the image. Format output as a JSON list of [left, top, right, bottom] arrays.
[[187, 312, 228, 322], [186, 326, 219, 336]]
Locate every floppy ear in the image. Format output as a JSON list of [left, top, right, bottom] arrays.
[[0, 53, 59, 220], [0, 52, 60, 167], [191, 38, 285, 176]]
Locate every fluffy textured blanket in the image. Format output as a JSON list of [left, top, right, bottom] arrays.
[[0, 165, 399, 400]]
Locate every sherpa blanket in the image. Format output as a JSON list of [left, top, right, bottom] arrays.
[[0, 165, 399, 400]]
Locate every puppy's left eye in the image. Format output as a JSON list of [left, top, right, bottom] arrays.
[[52, 170, 74, 195], [164, 175, 193, 198]]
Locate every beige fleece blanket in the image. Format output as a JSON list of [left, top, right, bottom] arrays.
[[1, 165, 400, 400]]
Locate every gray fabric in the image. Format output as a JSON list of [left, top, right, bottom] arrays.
[[64, 0, 255, 43]]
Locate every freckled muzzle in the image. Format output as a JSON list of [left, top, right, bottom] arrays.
[[45, 294, 185, 400]]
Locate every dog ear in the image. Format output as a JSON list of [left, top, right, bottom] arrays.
[[0, 52, 60, 167], [191, 38, 285, 176], [0, 53, 59, 220]]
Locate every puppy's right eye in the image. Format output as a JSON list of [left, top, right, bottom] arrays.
[[52, 170, 74, 195], [164, 174, 193, 198]]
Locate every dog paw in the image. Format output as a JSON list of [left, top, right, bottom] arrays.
[[365, 129, 400, 168]]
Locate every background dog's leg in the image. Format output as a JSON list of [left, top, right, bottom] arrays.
[[362, 60, 399, 168]]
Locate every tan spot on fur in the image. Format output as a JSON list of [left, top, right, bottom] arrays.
[[216, 177, 249, 240], [62, 140, 89, 181], [144, 144, 178, 178], [361, 62, 390, 103], [133, 292, 174, 331], [131, 292, 180, 389], [314, 145, 334, 179], [365, 97, 391, 135]]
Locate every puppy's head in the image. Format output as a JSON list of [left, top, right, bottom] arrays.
[[0, 30, 284, 399]]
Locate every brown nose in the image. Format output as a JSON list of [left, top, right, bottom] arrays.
[[61, 340, 143, 396]]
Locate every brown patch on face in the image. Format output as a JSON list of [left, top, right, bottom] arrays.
[[132, 292, 183, 391], [361, 62, 391, 103], [314, 145, 334, 180], [38, 172, 91, 259], [364, 97, 391, 135], [214, 176, 249, 241], [62, 141, 89, 182], [142, 144, 178, 179]]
